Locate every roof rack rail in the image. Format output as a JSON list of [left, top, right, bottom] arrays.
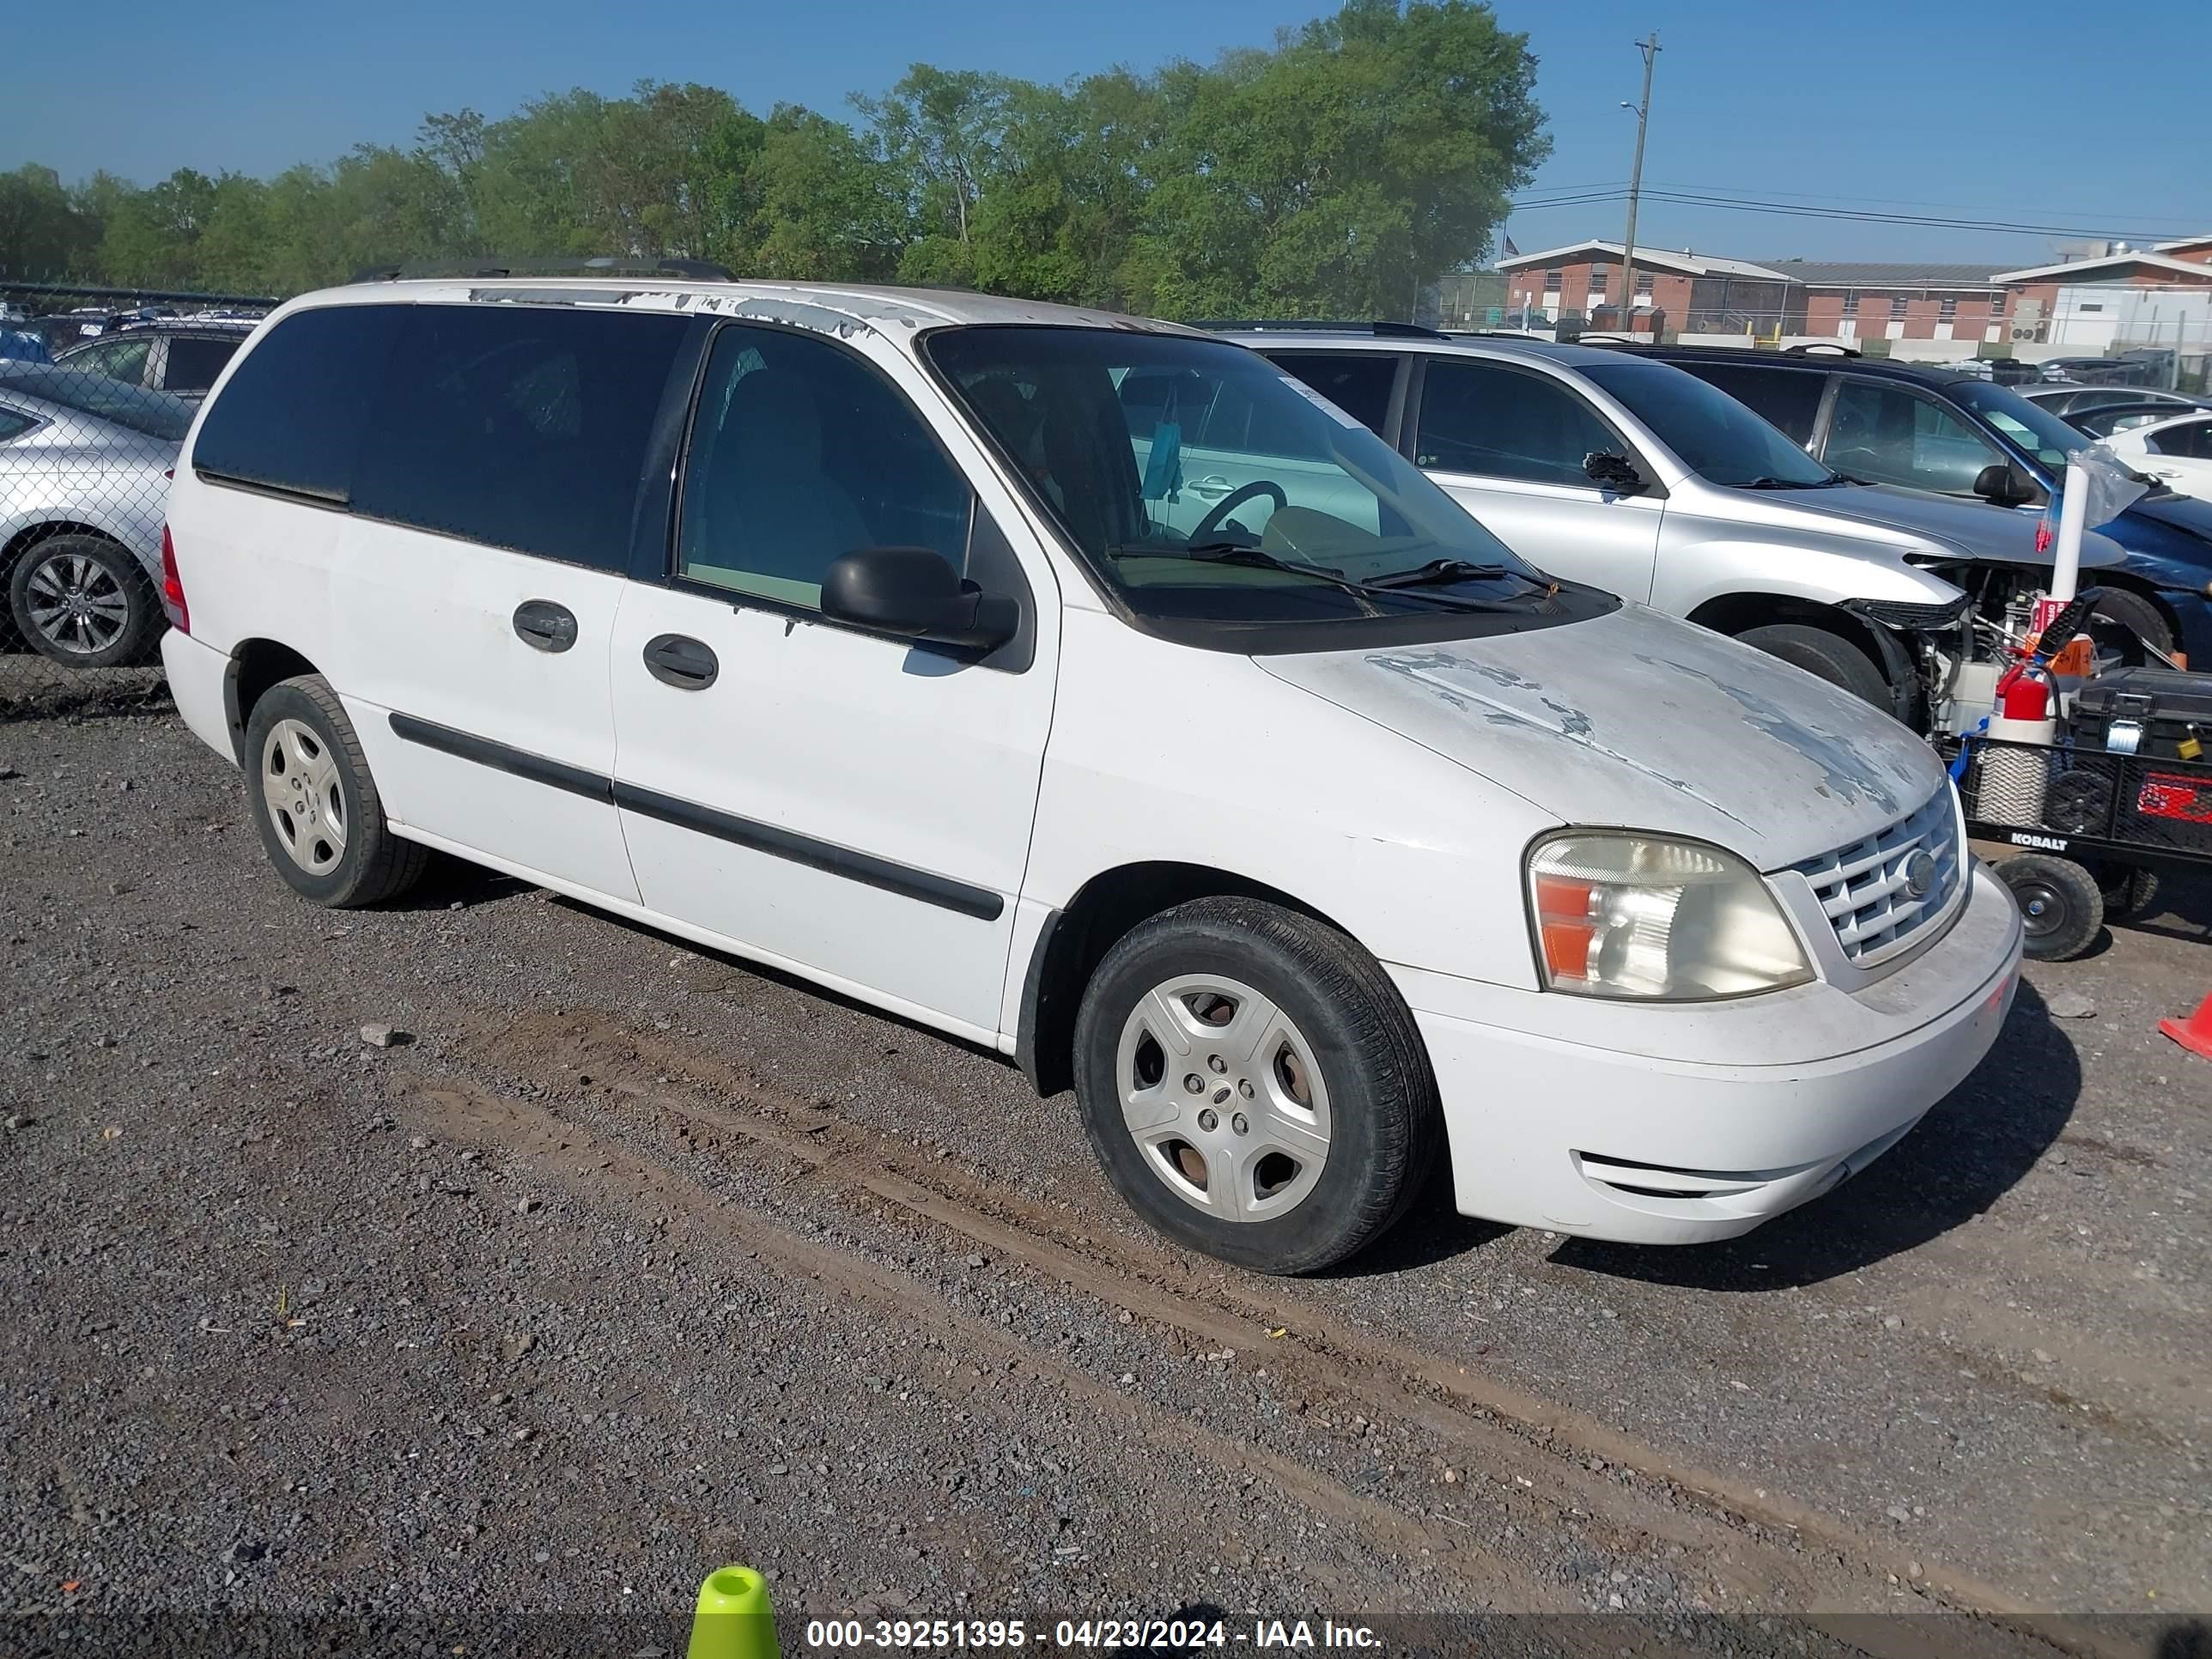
[[1196, 319, 1449, 340], [348, 257, 736, 285], [1784, 341, 1862, 357]]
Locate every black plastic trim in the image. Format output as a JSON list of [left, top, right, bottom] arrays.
[[383, 711, 1004, 919], [386, 712, 613, 804], [1013, 906, 1065, 1096], [611, 780, 1005, 921]]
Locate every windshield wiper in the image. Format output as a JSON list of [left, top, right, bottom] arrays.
[[1104, 542, 1536, 615], [1368, 557, 1523, 590], [1738, 476, 1829, 490]]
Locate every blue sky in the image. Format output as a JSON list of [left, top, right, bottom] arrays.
[[5, 0, 2209, 268]]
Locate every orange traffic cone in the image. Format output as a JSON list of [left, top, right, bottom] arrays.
[[2160, 993, 2212, 1061]]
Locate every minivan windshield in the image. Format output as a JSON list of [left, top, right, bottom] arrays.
[[1580, 359, 1836, 488], [0, 365, 191, 441], [927, 327, 1583, 632], [1948, 380, 2086, 474]]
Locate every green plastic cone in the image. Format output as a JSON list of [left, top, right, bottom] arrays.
[[688, 1565, 777, 1659]]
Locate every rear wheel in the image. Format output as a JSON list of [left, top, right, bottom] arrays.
[[1993, 854, 2103, 961], [243, 675, 427, 908], [1072, 896, 1440, 1275], [1735, 622, 1892, 710], [8, 533, 161, 668]]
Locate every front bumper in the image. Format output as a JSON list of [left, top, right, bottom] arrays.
[[1397, 866, 2023, 1244]]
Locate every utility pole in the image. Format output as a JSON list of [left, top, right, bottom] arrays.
[[1618, 32, 1661, 330]]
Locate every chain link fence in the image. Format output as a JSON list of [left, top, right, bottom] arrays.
[[2, 283, 274, 720]]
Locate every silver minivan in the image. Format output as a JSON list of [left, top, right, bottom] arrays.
[[1218, 328, 2121, 732]]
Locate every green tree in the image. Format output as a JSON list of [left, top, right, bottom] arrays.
[[0, 164, 99, 279]]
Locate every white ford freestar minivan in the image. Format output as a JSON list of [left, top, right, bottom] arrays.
[[159, 276, 2022, 1273]]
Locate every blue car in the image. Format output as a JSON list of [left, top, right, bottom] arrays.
[[1637, 345, 2212, 662]]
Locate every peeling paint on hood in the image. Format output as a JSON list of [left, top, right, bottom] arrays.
[[1257, 605, 1947, 870]]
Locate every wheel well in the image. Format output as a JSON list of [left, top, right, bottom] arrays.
[[2087, 572, 2180, 635], [1, 520, 119, 573], [1017, 861, 1350, 1099], [223, 639, 320, 764], [1684, 592, 1917, 719], [1687, 591, 1886, 659]]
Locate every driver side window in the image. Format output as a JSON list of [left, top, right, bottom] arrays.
[[1824, 380, 2003, 496], [678, 324, 973, 611], [1415, 360, 1619, 487]]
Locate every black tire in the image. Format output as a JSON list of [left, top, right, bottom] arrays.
[[2085, 586, 2174, 665], [7, 533, 162, 669], [242, 675, 427, 908], [1993, 854, 2103, 962], [1071, 896, 1442, 1275], [2087, 861, 2161, 922], [1735, 623, 1892, 710]]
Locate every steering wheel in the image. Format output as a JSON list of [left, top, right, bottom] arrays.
[[1192, 480, 1288, 542]]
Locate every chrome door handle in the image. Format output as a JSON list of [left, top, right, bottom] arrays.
[[1187, 475, 1233, 500]]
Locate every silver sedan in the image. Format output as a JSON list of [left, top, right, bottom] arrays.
[[0, 366, 189, 667]]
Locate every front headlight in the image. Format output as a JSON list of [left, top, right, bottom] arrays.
[[1528, 832, 1812, 1000]]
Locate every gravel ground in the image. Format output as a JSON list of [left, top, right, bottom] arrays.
[[3, 712, 2208, 1656]]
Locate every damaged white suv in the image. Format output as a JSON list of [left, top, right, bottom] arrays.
[[161, 277, 2021, 1273]]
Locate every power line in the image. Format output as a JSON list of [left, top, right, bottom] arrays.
[[1642, 179, 2212, 228], [1502, 184, 2200, 244]]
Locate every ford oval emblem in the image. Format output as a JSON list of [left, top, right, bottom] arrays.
[[1904, 850, 1937, 900]]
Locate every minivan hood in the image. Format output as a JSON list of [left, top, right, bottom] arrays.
[[1258, 605, 1947, 871], [1773, 482, 2124, 569]]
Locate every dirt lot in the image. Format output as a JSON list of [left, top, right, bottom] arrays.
[[3, 709, 2208, 1655]]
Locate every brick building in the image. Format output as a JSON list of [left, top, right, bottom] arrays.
[[1494, 234, 2212, 345]]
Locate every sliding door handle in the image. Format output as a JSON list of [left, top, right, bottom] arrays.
[[513, 599, 579, 653], [643, 633, 719, 690]]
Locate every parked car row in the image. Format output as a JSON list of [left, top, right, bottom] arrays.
[[1227, 325, 2136, 736], [1614, 344, 2212, 665]]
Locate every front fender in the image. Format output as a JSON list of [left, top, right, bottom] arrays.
[[1653, 534, 1963, 620]]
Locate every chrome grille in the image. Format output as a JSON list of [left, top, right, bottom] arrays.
[[1792, 788, 1962, 964]]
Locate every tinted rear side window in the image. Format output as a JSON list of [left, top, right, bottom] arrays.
[[164, 334, 242, 394], [191, 306, 404, 501], [1271, 353, 1400, 436], [1674, 362, 1825, 445], [351, 305, 690, 570]]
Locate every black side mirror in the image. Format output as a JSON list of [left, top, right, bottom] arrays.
[[1583, 450, 1647, 493], [1972, 461, 2038, 506], [820, 545, 1018, 652]]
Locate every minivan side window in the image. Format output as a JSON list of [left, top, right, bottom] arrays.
[[677, 323, 973, 611], [192, 305, 406, 502], [351, 304, 690, 571], [1825, 380, 2004, 496], [1678, 362, 1825, 445], [1414, 359, 1618, 487]]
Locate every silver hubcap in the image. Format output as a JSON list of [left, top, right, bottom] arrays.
[[260, 719, 346, 875], [1116, 974, 1330, 1224], [25, 552, 129, 654]]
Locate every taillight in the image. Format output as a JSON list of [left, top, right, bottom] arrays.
[[159, 525, 190, 634]]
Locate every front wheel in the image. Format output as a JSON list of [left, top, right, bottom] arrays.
[[1992, 853, 2103, 962], [1071, 896, 1441, 1274], [1735, 622, 1892, 711]]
